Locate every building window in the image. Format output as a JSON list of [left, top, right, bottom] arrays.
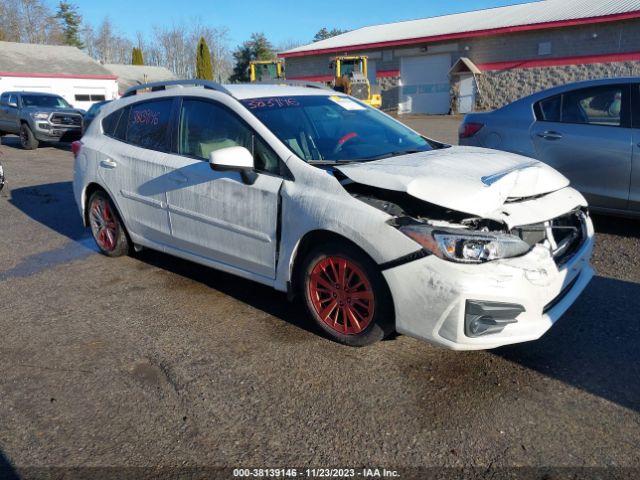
[[382, 50, 393, 62], [74, 94, 106, 101], [538, 42, 552, 56]]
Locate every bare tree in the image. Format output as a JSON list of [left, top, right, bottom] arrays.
[[276, 38, 303, 53], [81, 23, 96, 57], [139, 21, 231, 80], [86, 17, 132, 64], [0, 0, 63, 44]]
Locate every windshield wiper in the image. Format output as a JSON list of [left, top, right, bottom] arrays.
[[362, 149, 427, 161], [307, 159, 357, 165]]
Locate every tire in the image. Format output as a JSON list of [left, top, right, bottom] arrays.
[[87, 190, 130, 257], [19, 123, 39, 150], [300, 241, 394, 347]]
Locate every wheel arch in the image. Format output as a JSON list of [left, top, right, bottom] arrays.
[[82, 182, 106, 226], [287, 229, 393, 304], [83, 183, 133, 248]]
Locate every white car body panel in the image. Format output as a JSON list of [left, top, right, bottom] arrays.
[[73, 83, 595, 350], [161, 152, 282, 279], [384, 217, 594, 350]]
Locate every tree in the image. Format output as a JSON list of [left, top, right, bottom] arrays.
[[195, 36, 213, 80], [230, 33, 275, 83], [313, 27, 348, 42], [131, 47, 144, 65], [55, 1, 83, 48]]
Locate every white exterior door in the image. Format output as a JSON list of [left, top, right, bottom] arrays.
[[457, 74, 476, 114], [163, 98, 283, 279], [399, 54, 451, 114]]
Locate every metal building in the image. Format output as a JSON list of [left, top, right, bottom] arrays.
[[279, 0, 640, 114]]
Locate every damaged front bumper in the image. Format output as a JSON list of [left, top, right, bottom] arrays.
[[382, 215, 594, 350]]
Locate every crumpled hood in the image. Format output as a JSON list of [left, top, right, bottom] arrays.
[[336, 146, 571, 219]]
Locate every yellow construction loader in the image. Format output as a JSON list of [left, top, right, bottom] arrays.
[[330, 56, 382, 108], [249, 60, 285, 82]]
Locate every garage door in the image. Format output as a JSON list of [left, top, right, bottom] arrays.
[[399, 54, 451, 114]]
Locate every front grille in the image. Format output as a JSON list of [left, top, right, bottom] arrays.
[[512, 210, 587, 266], [50, 113, 82, 127]]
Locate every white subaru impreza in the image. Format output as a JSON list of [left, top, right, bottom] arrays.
[[72, 80, 594, 349]]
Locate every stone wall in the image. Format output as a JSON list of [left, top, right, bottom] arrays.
[[379, 76, 400, 112], [470, 61, 640, 111]]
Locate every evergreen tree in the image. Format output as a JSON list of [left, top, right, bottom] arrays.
[[313, 27, 348, 42], [230, 33, 275, 83], [195, 37, 214, 80], [131, 47, 144, 65], [55, 2, 84, 48]]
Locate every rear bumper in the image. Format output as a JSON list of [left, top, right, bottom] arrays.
[[383, 217, 595, 350]]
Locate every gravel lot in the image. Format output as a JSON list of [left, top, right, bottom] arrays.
[[0, 116, 639, 479]]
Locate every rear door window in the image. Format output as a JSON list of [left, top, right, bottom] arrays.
[[535, 85, 626, 127], [126, 99, 173, 151], [562, 85, 623, 126]]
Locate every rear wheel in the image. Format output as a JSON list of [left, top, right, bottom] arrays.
[[300, 241, 394, 347], [88, 191, 129, 257], [19, 123, 39, 150]]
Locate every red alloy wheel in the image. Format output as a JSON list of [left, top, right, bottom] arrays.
[[308, 256, 375, 335], [89, 197, 119, 252]]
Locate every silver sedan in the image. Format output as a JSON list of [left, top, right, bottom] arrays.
[[459, 77, 640, 217]]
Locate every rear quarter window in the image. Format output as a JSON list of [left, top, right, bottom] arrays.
[[534, 95, 561, 122], [102, 109, 123, 136]]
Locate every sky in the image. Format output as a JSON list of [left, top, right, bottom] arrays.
[[65, 0, 537, 49]]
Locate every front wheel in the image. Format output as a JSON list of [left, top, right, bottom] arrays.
[[19, 123, 39, 150], [300, 242, 394, 347], [88, 191, 130, 257]]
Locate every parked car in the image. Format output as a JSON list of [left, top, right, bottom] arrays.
[[73, 80, 594, 350], [0, 91, 83, 149], [82, 100, 110, 133], [459, 77, 640, 217]]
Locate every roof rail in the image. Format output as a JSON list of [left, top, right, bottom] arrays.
[[122, 79, 233, 98], [257, 80, 333, 91]]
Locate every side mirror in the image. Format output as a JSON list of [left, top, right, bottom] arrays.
[[8, 101, 17, 108], [209, 146, 257, 184]]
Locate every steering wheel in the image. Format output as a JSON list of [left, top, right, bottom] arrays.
[[332, 132, 359, 155]]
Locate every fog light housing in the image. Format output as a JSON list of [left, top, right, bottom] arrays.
[[465, 300, 525, 337]]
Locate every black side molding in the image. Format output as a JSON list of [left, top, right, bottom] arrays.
[[379, 249, 430, 271]]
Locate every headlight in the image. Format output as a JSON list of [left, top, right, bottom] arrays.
[[399, 225, 531, 264], [30, 112, 49, 120]]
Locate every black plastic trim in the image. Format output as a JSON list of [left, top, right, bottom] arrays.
[[543, 273, 580, 314], [379, 249, 430, 270]]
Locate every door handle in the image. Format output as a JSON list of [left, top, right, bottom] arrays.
[[99, 159, 117, 168], [537, 131, 563, 140]]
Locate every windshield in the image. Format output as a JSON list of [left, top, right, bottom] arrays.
[[21, 95, 72, 109], [241, 95, 435, 162]]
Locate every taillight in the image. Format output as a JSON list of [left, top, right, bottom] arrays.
[[71, 140, 82, 158], [459, 122, 484, 139]]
